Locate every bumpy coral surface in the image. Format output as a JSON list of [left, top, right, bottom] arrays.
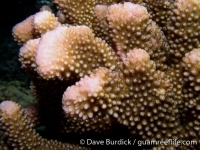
[[1, 0, 200, 150]]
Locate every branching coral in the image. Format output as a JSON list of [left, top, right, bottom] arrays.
[[1, 0, 200, 149], [0, 101, 89, 150]]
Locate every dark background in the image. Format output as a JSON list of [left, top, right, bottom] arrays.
[[0, 0, 37, 81], [0, 0, 38, 105], [0, 0, 37, 39]]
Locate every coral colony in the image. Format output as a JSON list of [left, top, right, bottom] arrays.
[[0, 0, 200, 149]]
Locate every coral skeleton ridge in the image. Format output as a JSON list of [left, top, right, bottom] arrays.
[[1, 0, 200, 149]]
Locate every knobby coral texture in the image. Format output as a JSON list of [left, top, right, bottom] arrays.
[[1, 0, 200, 149]]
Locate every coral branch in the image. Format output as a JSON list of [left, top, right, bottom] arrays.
[[0, 101, 89, 150]]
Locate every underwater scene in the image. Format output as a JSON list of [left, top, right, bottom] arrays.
[[0, 0, 200, 149]]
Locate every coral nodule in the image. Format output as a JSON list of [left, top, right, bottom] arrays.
[[1, 0, 200, 150]]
